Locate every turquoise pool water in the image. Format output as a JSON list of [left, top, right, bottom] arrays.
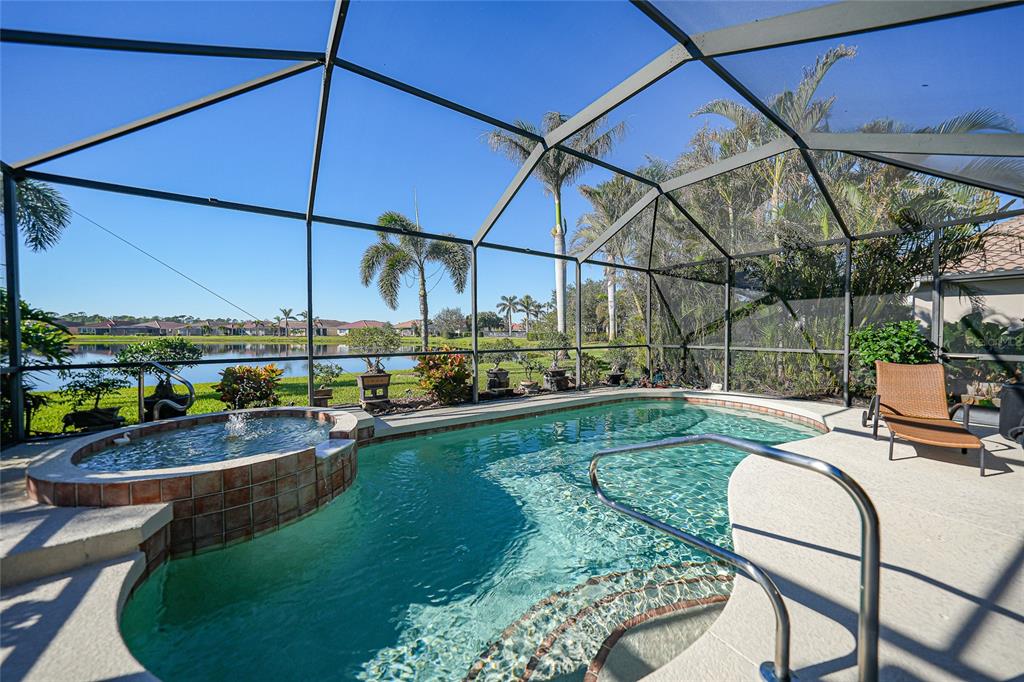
[[121, 400, 817, 680], [77, 416, 332, 471]]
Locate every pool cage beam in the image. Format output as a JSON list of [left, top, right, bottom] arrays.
[[11, 61, 321, 171], [302, 0, 350, 406], [3, 171, 24, 441]]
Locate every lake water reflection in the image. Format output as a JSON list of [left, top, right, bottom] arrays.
[[28, 343, 421, 390]]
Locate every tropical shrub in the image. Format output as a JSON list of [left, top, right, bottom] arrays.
[[578, 352, 603, 386], [850, 321, 934, 396], [850, 322, 934, 367], [1, 294, 71, 440], [345, 325, 402, 373], [214, 364, 284, 409], [414, 349, 471, 405], [60, 369, 130, 410]]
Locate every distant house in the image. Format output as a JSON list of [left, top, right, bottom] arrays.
[[316, 319, 346, 337], [116, 320, 186, 336], [337, 320, 385, 336], [395, 320, 422, 337], [75, 319, 116, 335], [53, 319, 81, 334]]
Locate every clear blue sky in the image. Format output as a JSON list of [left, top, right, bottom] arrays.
[[2, 1, 1021, 322]]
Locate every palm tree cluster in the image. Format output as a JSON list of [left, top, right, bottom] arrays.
[[495, 294, 545, 336], [487, 112, 625, 335]]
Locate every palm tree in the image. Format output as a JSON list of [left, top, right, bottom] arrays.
[[360, 211, 470, 351], [573, 174, 652, 340], [518, 294, 539, 333], [496, 295, 519, 337], [279, 308, 295, 337], [0, 178, 72, 251], [487, 112, 625, 334]]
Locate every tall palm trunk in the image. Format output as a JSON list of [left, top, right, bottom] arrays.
[[507, 311, 513, 336], [553, 188, 567, 334], [418, 264, 429, 352], [606, 266, 617, 341]]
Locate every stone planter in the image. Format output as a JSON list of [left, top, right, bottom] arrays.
[[487, 367, 511, 395], [543, 368, 570, 392], [312, 388, 334, 408], [519, 380, 540, 394], [606, 372, 625, 386], [356, 372, 392, 405]]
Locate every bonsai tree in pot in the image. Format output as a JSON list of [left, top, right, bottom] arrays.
[[516, 352, 543, 394], [58, 369, 130, 432], [538, 331, 571, 391], [346, 324, 402, 406], [312, 362, 345, 407], [486, 338, 518, 394], [115, 338, 203, 421], [605, 347, 632, 386]]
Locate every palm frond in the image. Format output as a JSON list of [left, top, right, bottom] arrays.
[[3, 179, 72, 252], [918, 108, 1017, 135], [426, 239, 471, 293]]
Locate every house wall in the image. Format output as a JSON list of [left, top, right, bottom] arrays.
[[913, 276, 1024, 331]]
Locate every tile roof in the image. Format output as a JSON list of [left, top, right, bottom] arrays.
[[950, 216, 1024, 275]]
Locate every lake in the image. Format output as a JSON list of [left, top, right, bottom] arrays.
[[25, 343, 422, 391]]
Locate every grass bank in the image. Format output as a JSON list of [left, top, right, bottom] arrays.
[[27, 364, 559, 436]]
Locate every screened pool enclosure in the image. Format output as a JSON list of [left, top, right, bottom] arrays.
[[3, 0, 1023, 441]]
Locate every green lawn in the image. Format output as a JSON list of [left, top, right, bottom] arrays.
[[27, 363, 571, 436]]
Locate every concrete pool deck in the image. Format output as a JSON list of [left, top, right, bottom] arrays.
[[1, 389, 1021, 681], [638, 399, 1023, 682]]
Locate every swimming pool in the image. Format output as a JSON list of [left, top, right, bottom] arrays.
[[121, 400, 818, 680]]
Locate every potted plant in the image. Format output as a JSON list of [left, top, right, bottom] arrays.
[[115, 338, 203, 421], [59, 369, 130, 432], [605, 347, 632, 386], [312, 362, 344, 407], [346, 325, 402, 406], [516, 352, 542, 394], [486, 338, 518, 394], [539, 332, 571, 391]]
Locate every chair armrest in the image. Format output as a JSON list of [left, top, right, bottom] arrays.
[[949, 402, 971, 428]]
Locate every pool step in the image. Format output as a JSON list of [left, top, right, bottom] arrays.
[[464, 562, 733, 681], [0, 495, 171, 588]]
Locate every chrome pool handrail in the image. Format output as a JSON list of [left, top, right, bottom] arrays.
[[589, 433, 880, 682], [136, 361, 196, 422]]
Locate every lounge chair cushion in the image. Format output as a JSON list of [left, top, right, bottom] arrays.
[[883, 414, 981, 450]]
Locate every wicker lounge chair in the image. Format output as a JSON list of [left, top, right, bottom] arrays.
[[862, 361, 985, 475]]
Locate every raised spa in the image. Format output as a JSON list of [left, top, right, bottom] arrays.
[[76, 415, 333, 471], [122, 399, 820, 680]]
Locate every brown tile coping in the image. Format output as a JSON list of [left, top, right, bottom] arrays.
[[583, 593, 731, 682]]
